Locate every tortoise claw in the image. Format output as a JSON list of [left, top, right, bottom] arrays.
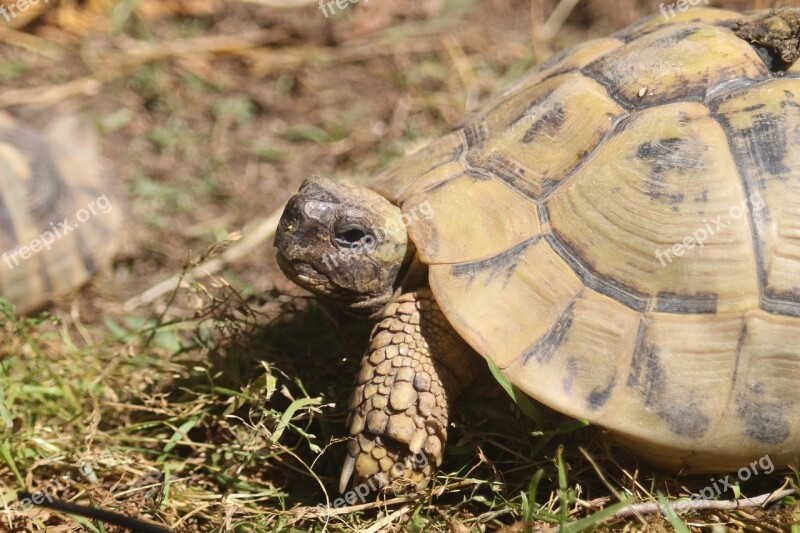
[[339, 452, 356, 494]]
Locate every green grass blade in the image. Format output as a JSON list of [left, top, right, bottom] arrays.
[[0, 440, 23, 486], [485, 358, 544, 428], [561, 497, 635, 533], [157, 415, 201, 462], [657, 492, 691, 533]]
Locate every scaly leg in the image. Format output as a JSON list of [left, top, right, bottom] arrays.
[[339, 288, 484, 493]]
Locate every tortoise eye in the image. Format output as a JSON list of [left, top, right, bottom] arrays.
[[334, 227, 372, 248]]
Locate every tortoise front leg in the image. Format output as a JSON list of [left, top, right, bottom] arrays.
[[339, 289, 484, 493]]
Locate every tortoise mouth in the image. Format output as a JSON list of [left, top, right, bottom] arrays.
[[275, 252, 313, 283]]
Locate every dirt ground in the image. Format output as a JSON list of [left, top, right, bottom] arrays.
[[0, 0, 799, 531]]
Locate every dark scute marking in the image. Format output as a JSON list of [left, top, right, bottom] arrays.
[[463, 120, 488, 149], [586, 376, 616, 410], [545, 228, 650, 311], [75, 230, 98, 275], [0, 126, 75, 234], [462, 169, 493, 182], [520, 47, 573, 78], [627, 320, 709, 438], [762, 288, 800, 317], [521, 295, 578, 365], [536, 203, 550, 227], [510, 37, 620, 85], [654, 26, 701, 47], [610, 26, 702, 50], [731, 321, 747, 387], [451, 236, 539, 286], [676, 110, 694, 126], [708, 111, 769, 312], [578, 67, 635, 111], [521, 103, 566, 144], [563, 357, 578, 393], [742, 103, 766, 112], [654, 291, 718, 314], [510, 90, 555, 129], [451, 140, 465, 160], [627, 321, 665, 408], [542, 178, 561, 194], [0, 188, 18, 251], [425, 173, 463, 193], [694, 189, 709, 203], [736, 392, 791, 445], [582, 28, 704, 110], [711, 109, 800, 317], [609, 21, 646, 43], [735, 112, 790, 177], [659, 400, 710, 439], [482, 154, 537, 201], [403, 140, 464, 184], [636, 137, 704, 205], [539, 107, 629, 202], [470, 153, 540, 201]]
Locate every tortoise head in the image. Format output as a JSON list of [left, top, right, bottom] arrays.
[[274, 176, 409, 316]]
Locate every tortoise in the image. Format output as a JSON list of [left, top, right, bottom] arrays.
[[274, 7, 800, 492], [0, 112, 120, 314]]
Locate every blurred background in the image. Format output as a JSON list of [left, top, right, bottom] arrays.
[[0, 0, 787, 310]]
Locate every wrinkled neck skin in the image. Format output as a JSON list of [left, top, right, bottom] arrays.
[[340, 246, 426, 319], [274, 176, 418, 318]]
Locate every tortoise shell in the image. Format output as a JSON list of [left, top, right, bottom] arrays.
[[370, 8, 800, 471], [0, 112, 120, 314]]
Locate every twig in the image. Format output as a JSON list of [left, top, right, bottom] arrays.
[[0, 26, 63, 59], [612, 488, 796, 519], [246, 35, 446, 76], [105, 29, 288, 65], [539, 0, 582, 42], [0, 72, 112, 108], [122, 207, 284, 311], [441, 33, 477, 112], [0, 30, 284, 108], [361, 506, 410, 533]]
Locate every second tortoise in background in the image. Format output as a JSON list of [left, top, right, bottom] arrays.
[[0, 112, 121, 314]]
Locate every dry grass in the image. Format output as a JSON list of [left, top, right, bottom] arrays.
[[0, 0, 799, 531]]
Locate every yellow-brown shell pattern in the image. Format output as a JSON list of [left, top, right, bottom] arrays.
[[370, 8, 800, 471], [0, 112, 120, 314]]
